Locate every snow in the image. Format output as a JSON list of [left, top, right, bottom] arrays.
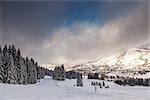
[[64, 48, 150, 75], [0, 76, 150, 100], [133, 72, 150, 79]]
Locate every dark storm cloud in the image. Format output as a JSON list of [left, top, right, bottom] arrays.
[[1, 1, 67, 42], [0, 1, 149, 65]]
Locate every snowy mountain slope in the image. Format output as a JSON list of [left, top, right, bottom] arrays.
[[96, 48, 150, 69], [0, 76, 149, 100], [41, 63, 57, 70], [67, 48, 150, 75]]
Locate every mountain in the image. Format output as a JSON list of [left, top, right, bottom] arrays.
[[67, 48, 150, 76], [41, 63, 58, 70]]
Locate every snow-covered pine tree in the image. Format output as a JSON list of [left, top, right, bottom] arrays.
[[1, 45, 9, 83], [20, 57, 28, 84], [25, 57, 30, 84], [40, 67, 45, 79], [77, 74, 83, 86], [16, 48, 23, 84], [6, 46, 18, 84], [36, 63, 41, 80], [37, 65, 46, 80], [41, 67, 45, 79], [11, 45, 19, 83], [18, 57, 27, 84], [61, 64, 66, 80], [0, 46, 3, 83], [32, 58, 37, 83], [27, 58, 37, 84], [15, 49, 27, 84], [52, 66, 58, 80]]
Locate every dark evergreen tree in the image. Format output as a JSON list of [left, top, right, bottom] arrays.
[[1, 45, 9, 83], [102, 81, 105, 87], [0, 46, 3, 83], [77, 74, 83, 86], [7, 46, 18, 84], [29, 58, 37, 84], [99, 82, 102, 88]]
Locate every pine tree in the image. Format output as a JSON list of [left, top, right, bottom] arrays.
[[60, 64, 66, 80], [1, 45, 9, 83], [16, 48, 22, 84], [77, 74, 83, 86], [15, 49, 27, 84], [41, 67, 45, 79], [32, 58, 37, 83], [36, 62, 45, 80], [25, 57, 30, 84], [6, 46, 18, 84], [102, 81, 105, 87], [0, 46, 3, 83], [27, 58, 37, 84], [36, 64, 41, 80], [11, 45, 19, 83], [99, 82, 102, 88], [20, 57, 28, 84]]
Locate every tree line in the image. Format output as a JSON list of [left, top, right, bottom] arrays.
[[0, 45, 51, 84], [52, 65, 83, 86], [87, 72, 150, 87], [114, 77, 150, 86], [52, 65, 82, 80]]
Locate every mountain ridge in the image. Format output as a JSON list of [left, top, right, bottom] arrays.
[[65, 47, 150, 75]]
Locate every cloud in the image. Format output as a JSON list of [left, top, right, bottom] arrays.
[[36, 3, 148, 64], [0, 1, 67, 44], [0, 1, 149, 65]]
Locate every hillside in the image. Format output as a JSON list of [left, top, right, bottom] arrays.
[[65, 48, 150, 77]]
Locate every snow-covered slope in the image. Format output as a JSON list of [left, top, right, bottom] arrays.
[[41, 63, 58, 70], [95, 48, 150, 69], [68, 48, 150, 75], [0, 76, 149, 100]]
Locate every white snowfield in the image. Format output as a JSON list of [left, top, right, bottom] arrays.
[[0, 76, 150, 100]]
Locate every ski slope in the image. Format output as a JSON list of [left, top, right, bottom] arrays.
[[0, 76, 150, 100]]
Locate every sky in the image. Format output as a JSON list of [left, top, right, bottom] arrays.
[[0, 0, 149, 65]]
